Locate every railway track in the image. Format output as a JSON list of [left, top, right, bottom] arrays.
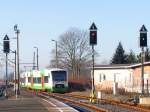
[[30, 90, 107, 112], [28, 90, 150, 112], [61, 93, 150, 112]]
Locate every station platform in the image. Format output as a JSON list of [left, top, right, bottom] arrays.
[[0, 89, 78, 112]]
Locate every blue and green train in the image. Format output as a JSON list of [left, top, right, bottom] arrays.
[[20, 68, 68, 93]]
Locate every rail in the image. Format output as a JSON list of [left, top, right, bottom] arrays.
[[27, 89, 150, 112]]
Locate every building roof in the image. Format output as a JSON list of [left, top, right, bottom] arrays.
[[94, 62, 150, 70]]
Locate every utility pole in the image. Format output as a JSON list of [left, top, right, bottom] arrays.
[[12, 50, 17, 97], [14, 24, 20, 95], [52, 40, 58, 68], [33, 51, 36, 70], [34, 46, 39, 70]]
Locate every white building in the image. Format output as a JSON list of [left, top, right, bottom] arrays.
[[93, 62, 150, 93]]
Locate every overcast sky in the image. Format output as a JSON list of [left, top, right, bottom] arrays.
[[0, 0, 150, 77]]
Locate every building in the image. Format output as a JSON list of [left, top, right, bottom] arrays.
[[94, 62, 150, 93]]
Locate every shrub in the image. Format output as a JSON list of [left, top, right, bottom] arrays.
[[68, 75, 91, 92]]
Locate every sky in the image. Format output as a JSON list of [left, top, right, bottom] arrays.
[[0, 0, 150, 76]]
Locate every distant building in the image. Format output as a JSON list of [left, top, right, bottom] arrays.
[[93, 62, 150, 93]]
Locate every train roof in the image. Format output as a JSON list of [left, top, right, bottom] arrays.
[[44, 68, 67, 71], [22, 68, 67, 74]]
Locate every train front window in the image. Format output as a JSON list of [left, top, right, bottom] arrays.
[[52, 71, 67, 81]]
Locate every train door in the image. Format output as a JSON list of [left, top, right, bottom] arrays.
[[31, 73, 33, 88]]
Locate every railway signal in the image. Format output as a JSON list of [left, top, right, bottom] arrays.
[[140, 25, 147, 47], [90, 23, 97, 45], [3, 35, 10, 53], [139, 25, 148, 95], [89, 22, 98, 103], [3, 34, 10, 98]]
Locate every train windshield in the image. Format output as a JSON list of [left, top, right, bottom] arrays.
[[52, 71, 67, 81]]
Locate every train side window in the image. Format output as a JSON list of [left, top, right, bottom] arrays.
[[33, 78, 37, 83], [28, 77, 31, 83], [37, 77, 41, 83], [44, 76, 48, 83]]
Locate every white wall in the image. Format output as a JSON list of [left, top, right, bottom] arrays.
[[94, 68, 132, 89]]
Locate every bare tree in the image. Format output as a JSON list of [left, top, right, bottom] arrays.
[[49, 49, 64, 68], [50, 28, 92, 79]]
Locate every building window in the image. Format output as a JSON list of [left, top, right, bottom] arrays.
[[103, 75, 106, 80], [99, 74, 102, 82]]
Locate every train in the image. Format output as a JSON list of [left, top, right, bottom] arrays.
[[20, 68, 68, 93]]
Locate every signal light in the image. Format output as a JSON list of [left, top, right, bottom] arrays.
[[140, 33, 147, 47], [90, 31, 97, 45], [89, 23, 97, 45], [139, 25, 147, 47], [3, 35, 10, 53]]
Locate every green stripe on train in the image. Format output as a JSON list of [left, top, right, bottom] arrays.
[[32, 85, 42, 90], [52, 87, 68, 93], [21, 84, 68, 93]]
